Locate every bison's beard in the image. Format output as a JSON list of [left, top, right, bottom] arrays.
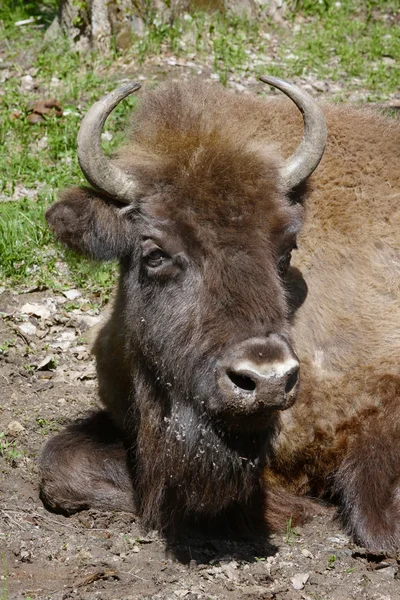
[[126, 371, 280, 536]]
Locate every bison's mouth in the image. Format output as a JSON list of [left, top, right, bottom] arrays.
[[208, 334, 300, 430], [213, 386, 299, 432]]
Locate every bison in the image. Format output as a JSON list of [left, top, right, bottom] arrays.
[[39, 77, 400, 554]]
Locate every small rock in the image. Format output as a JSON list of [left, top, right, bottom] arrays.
[[327, 535, 348, 546], [20, 302, 51, 319], [301, 548, 314, 559], [50, 76, 61, 88], [58, 330, 76, 342], [132, 16, 144, 36], [16, 542, 32, 563], [77, 368, 96, 381], [35, 329, 48, 340], [63, 289, 82, 300], [378, 565, 398, 580], [18, 322, 37, 336], [311, 80, 329, 93], [7, 420, 25, 436], [20, 548, 31, 562], [290, 572, 310, 590], [20, 74, 37, 92], [75, 314, 102, 331], [70, 345, 87, 354], [36, 135, 48, 151], [382, 56, 395, 66], [221, 561, 239, 581]]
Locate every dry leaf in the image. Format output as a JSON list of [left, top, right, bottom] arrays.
[[26, 98, 63, 124], [9, 110, 22, 122], [76, 569, 119, 587], [35, 355, 57, 371], [27, 112, 45, 124]]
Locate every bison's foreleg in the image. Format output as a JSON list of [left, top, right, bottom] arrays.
[[334, 395, 400, 554], [39, 411, 135, 515]]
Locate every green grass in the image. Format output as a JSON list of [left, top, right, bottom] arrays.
[[281, 1, 400, 98], [0, 1, 399, 297], [0, 27, 128, 298], [285, 515, 298, 545], [0, 432, 24, 466], [128, 2, 399, 96]]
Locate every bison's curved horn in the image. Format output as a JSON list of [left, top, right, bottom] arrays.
[[77, 82, 141, 204], [260, 76, 327, 190]]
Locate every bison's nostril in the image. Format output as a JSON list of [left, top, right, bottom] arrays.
[[227, 371, 257, 392], [285, 368, 299, 394]]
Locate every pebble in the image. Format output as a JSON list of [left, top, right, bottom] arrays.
[[221, 561, 239, 581], [18, 322, 37, 336], [75, 314, 102, 331], [7, 420, 25, 436], [63, 289, 82, 300], [20, 302, 51, 319], [290, 572, 310, 590], [378, 565, 398, 580], [20, 74, 37, 92], [327, 535, 348, 546]]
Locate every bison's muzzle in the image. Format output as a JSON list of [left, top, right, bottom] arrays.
[[215, 334, 299, 428]]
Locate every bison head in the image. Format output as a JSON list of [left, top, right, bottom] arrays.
[[47, 77, 326, 433]]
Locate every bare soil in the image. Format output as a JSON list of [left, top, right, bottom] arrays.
[[1, 288, 399, 600]]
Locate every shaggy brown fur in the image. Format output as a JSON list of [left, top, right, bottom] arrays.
[[40, 80, 400, 553]]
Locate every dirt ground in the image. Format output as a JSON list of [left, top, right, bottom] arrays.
[[1, 288, 399, 600]]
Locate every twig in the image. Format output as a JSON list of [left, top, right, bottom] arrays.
[[76, 569, 119, 587], [10, 326, 30, 346], [1, 510, 24, 530]]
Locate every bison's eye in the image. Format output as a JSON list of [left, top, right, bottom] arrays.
[[143, 247, 169, 269]]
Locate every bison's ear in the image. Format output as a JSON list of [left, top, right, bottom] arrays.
[[46, 187, 135, 261]]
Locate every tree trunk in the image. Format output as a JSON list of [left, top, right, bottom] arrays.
[[47, 0, 287, 53], [47, 0, 144, 53]]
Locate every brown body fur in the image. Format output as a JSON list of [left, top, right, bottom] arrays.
[[40, 80, 400, 553]]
